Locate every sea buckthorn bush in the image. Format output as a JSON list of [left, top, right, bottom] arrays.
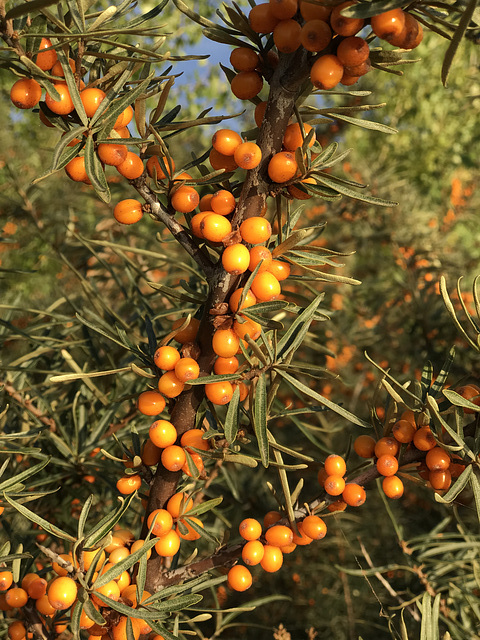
[[1, 0, 479, 639]]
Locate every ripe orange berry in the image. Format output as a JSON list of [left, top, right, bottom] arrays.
[[114, 104, 134, 129], [200, 213, 232, 243], [46, 83, 74, 115], [336, 36, 370, 67], [353, 434, 376, 458], [113, 199, 143, 225], [65, 156, 90, 184], [92, 580, 121, 606], [172, 317, 200, 343], [425, 446, 451, 471], [340, 72, 359, 86], [273, 19, 302, 53], [371, 8, 405, 40], [149, 419, 177, 448], [209, 148, 239, 172], [330, 1, 364, 36], [166, 492, 194, 518], [97, 143, 128, 167], [229, 288, 257, 313], [392, 419, 416, 443], [10, 78, 42, 109], [376, 454, 399, 477], [300, 1, 331, 21], [147, 508, 174, 536], [374, 437, 399, 458], [233, 381, 250, 401], [112, 616, 142, 640], [35, 37, 57, 70], [116, 152, 144, 180], [267, 151, 298, 183], [250, 271, 281, 301], [260, 545, 283, 572], [104, 536, 125, 553], [292, 521, 313, 545], [242, 540, 265, 565], [283, 122, 316, 152], [51, 57, 75, 77], [177, 516, 203, 540], [47, 576, 77, 610], [158, 370, 185, 398], [35, 594, 56, 615], [52, 553, 73, 576], [205, 380, 234, 405], [233, 142, 262, 170], [161, 445, 186, 471], [212, 129, 242, 156], [231, 71, 263, 100], [233, 316, 261, 341], [254, 101, 268, 127], [227, 565, 252, 591], [429, 469, 452, 491], [180, 429, 210, 452], [324, 454, 346, 477], [249, 3, 279, 32], [328, 499, 347, 512], [182, 452, 204, 479], [214, 356, 239, 375], [265, 524, 294, 547], [310, 54, 344, 90], [109, 547, 130, 564], [230, 47, 260, 71], [82, 548, 106, 571], [324, 474, 346, 496], [155, 529, 181, 557], [116, 474, 142, 494], [382, 475, 404, 499], [8, 621, 26, 640], [342, 483, 366, 507], [267, 260, 290, 281], [240, 216, 272, 244], [170, 185, 200, 213], [212, 328, 240, 358], [137, 390, 166, 415], [0, 571, 13, 591], [269, 0, 298, 19], [413, 426, 436, 451], [80, 88, 106, 118], [146, 155, 175, 180], [154, 345, 180, 370], [456, 384, 480, 414], [248, 246, 272, 273], [190, 212, 209, 237], [222, 244, 251, 274], [301, 515, 327, 540], [199, 193, 214, 211], [211, 189, 236, 215], [175, 357, 200, 382], [300, 19, 332, 52]]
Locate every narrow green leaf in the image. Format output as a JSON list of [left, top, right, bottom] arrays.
[[434, 466, 472, 504], [93, 537, 158, 588], [315, 173, 398, 207], [253, 373, 269, 468], [442, 0, 478, 86], [84, 135, 110, 202], [327, 112, 397, 134], [5, 0, 59, 19], [0, 458, 50, 492], [83, 493, 136, 548], [224, 385, 241, 445], [187, 373, 239, 386], [4, 495, 75, 542], [276, 294, 323, 360], [77, 495, 93, 541], [443, 388, 480, 412], [223, 453, 258, 467], [470, 470, 480, 522], [430, 347, 455, 398], [148, 593, 204, 613]]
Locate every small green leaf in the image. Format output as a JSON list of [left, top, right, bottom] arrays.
[[187, 373, 239, 386], [93, 537, 158, 588], [276, 294, 323, 360], [4, 495, 75, 542], [5, 0, 59, 19], [441, 0, 478, 86], [224, 385, 241, 444], [0, 458, 50, 492], [434, 466, 472, 504], [84, 135, 110, 203], [253, 373, 269, 468]]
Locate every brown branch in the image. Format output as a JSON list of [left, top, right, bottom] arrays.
[[2, 381, 56, 431]]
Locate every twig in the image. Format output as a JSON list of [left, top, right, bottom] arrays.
[[2, 381, 56, 431]]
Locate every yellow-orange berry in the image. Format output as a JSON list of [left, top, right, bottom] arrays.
[[425, 446, 451, 471], [98, 143, 128, 167], [158, 371, 185, 398], [180, 429, 210, 452], [260, 545, 283, 572], [175, 357, 200, 382], [155, 529, 181, 557], [371, 8, 405, 40], [211, 189, 236, 215], [137, 390, 166, 416], [239, 518, 262, 541], [80, 88, 106, 118], [222, 244, 250, 274], [172, 317, 200, 344], [250, 271, 281, 301], [166, 492, 194, 518], [35, 594, 56, 615], [231, 71, 263, 100], [376, 454, 399, 477], [242, 540, 265, 565], [374, 437, 399, 458], [214, 356, 239, 375], [170, 185, 200, 213], [382, 475, 404, 499], [240, 217, 272, 245], [92, 580, 120, 606], [249, 3, 279, 32], [113, 199, 143, 225], [65, 156, 90, 184], [330, 1, 364, 36], [248, 246, 272, 273], [109, 546, 130, 564], [116, 474, 142, 494], [310, 54, 344, 90], [146, 155, 175, 180], [267, 260, 290, 281], [392, 419, 416, 443], [116, 152, 144, 180], [52, 553, 73, 576], [177, 516, 203, 540], [267, 151, 298, 183], [413, 426, 436, 451], [209, 148, 239, 172], [147, 508, 174, 536], [212, 129, 242, 156], [46, 83, 74, 115], [292, 522, 313, 546], [10, 78, 42, 109], [212, 328, 240, 358], [35, 37, 57, 70], [429, 469, 452, 491], [301, 515, 327, 540], [229, 288, 257, 313], [233, 317, 261, 341], [324, 474, 346, 496], [161, 445, 186, 471], [154, 346, 180, 371], [230, 47, 260, 71], [265, 524, 294, 548], [227, 565, 252, 591], [300, 19, 332, 52], [342, 483, 366, 507], [47, 576, 77, 610], [200, 213, 232, 243], [353, 434, 376, 458], [324, 454, 346, 477], [0, 571, 13, 591], [5, 587, 28, 609], [233, 142, 262, 170], [205, 380, 234, 405]]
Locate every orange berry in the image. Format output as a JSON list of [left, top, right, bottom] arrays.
[[52, 553, 73, 576], [336, 36, 370, 67], [267, 151, 298, 183], [455, 384, 480, 414], [265, 524, 294, 547], [35, 594, 56, 615], [109, 547, 130, 564], [5, 587, 28, 609], [51, 58, 75, 77], [115, 529, 135, 544], [161, 445, 186, 471], [114, 105, 134, 129], [371, 8, 405, 40], [214, 356, 239, 375], [310, 54, 344, 90], [172, 317, 200, 343], [300, 1, 331, 21], [47, 576, 77, 610], [82, 549, 106, 571], [112, 616, 142, 640], [209, 148, 239, 172], [267, 260, 290, 281], [425, 446, 450, 471], [330, 1, 364, 36], [242, 540, 265, 565], [0, 571, 13, 591], [429, 469, 452, 491], [166, 492, 194, 518], [239, 518, 262, 541], [233, 316, 261, 341], [116, 474, 142, 494], [46, 83, 74, 115], [248, 246, 272, 273], [80, 88, 106, 118], [374, 437, 399, 458], [231, 71, 263, 100], [300, 19, 332, 52], [146, 155, 175, 179], [230, 47, 260, 71], [260, 545, 283, 572], [170, 185, 200, 213], [98, 143, 128, 167], [200, 213, 232, 243], [205, 380, 234, 405], [130, 539, 152, 561], [211, 189, 236, 215], [104, 536, 125, 553], [35, 37, 57, 70], [116, 152, 144, 180], [190, 211, 209, 238], [154, 345, 181, 370], [254, 101, 268, 127], [292, 521, 313, 545], [115, 125, 131, 138], [142, 438, 162, 466], [301, 515, 327, 540], [376, 454, 399, 477], [353, 434, 376, 458], [222, 244, 251, 274], [324, 454, 346, 477], [382, 475, 404, 499], [240, 217, 272, 245], [147, 508, 174, 536], [180, 429, 210, 452], [229, 288, 257, 313], [283, 122, 316, 152], [250, 271, 281, 301], [233, 142, 262, 170], [212, 129, 242, 156], [113, 199, 143, 225], [392, 419, 416, 443], [137, 390, 166, 416], [154, 529, 181, 557], [324, 474, 346, 496], [175, 357, 200, 382], [8, 621, 26, 640], [158, 370, 185, 398], [212, 328, 240, 358], [10, 78, 42, 109], [342, 483, 366, 507], [413, 426, 436, 451], [65, 156, 90, 184], [233, 381, 249, 402], [92, 580, 120, 606], [273, 18, 302, 53], [199, 193, 214, 211], [328, 499, 347, 512], [177, 516, 203, 540], [227, 565, 252, 591]]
